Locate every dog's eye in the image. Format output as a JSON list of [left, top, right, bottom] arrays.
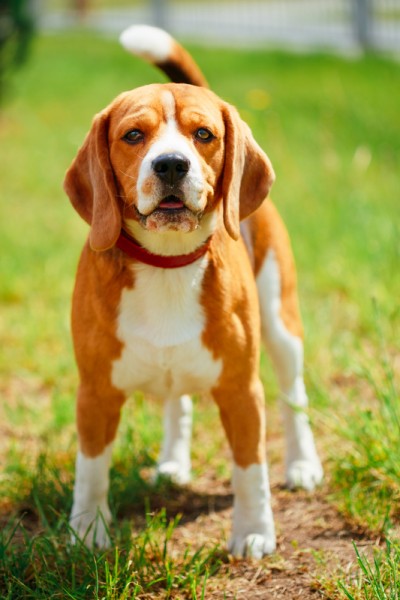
[[122, 129, 144, 144], [194, 128, 214, 142]]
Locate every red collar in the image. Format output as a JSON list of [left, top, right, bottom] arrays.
[[115, 229, 212, 269]]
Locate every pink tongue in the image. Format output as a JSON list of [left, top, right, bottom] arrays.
[[159, 199, 184, 209]]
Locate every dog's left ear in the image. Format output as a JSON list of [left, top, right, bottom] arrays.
[[221, 103, 275, 240], [64, 110, 121, 252]]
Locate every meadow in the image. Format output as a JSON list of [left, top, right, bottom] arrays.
[[0, 31, 399, 598]]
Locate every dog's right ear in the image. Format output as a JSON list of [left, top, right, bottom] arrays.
[[64, 111, 121, 252]]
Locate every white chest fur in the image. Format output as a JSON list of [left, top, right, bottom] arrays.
[[111, 258, 222, 399]]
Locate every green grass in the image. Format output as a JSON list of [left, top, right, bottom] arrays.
[[332, 325, 400, 534], [0, 508, 221, 599], [338, 540, 400, 599], [0, 31, 399, 597]]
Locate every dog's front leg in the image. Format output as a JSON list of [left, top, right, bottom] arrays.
[[214, 378, 276, 559], [157, 394, 193, 485], [70, 384, 125, 548], [70, 444, 113, 548]]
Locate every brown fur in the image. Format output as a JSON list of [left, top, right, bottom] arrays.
[[201, 230, 266, 467], [71, 245, 133, 456], [159, 40, 209, 87]]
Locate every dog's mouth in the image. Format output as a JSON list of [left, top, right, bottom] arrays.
[[136, 194, 202, 233], [157, 194, 186, 211]]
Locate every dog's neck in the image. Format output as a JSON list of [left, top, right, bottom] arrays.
[[116, 228, 212, 269], [124, 212, 218, 258]]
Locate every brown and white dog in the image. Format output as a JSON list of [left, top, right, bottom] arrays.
[[64, 25, 323, 558]]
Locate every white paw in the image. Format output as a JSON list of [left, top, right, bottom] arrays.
[[286, 459, 323, 491], [70, 506, 112, 549], [230, 463, 276, 559], [229, 531, 276, 559], [156, 460, 191, 485]]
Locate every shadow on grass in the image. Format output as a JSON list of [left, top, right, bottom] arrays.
[[1, 449, 233, 535], [112, 471, 233, 526]]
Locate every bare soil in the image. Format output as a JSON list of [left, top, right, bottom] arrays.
[[135, 466, 376, 600]]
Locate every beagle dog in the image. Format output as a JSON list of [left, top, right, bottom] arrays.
[[64, 25, 322, 558]]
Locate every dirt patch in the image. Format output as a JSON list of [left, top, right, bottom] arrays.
[[115, 460, 374, 600], [167, 480, 373, 599]]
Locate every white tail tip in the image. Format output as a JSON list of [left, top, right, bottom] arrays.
[[119, 24, 173, 63]]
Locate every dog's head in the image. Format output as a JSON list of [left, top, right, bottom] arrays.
[[64, 83, 275, 251]]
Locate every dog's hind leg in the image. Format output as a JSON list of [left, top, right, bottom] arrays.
[[256, 247, 323, 491], [157, 394, 193, 485]]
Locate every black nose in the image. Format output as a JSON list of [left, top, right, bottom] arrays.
[[152, 153, 190, 185]]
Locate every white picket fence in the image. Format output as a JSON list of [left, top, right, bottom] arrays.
[[41, 0, 400, 53]]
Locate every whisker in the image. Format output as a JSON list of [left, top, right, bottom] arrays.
[[121, 185, 139, 210], [118, 169, 137, 181]]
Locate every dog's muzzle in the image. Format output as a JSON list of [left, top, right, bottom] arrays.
[[136, 152, 202, 231]]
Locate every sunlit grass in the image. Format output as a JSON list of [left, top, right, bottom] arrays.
[[0, 507, 221, 599], [331, 319, 400, 533], [338, 540, 400, 599]]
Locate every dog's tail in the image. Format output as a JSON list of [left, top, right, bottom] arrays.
[[119, 24, 209, 88]]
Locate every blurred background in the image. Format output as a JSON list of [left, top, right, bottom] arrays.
[[4, 0, 400, 52], [41, 0, 400, 52]]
